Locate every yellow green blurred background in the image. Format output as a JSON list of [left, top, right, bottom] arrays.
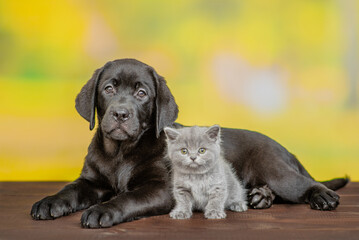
[[0, 0, 358, 181]]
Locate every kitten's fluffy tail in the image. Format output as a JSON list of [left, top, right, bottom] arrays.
[[321, 177, 349, 191]]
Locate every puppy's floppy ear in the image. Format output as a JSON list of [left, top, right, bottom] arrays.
[[151, 69, 179, 138], [75, 67, 105, 130], [205, 125, 220, 142]]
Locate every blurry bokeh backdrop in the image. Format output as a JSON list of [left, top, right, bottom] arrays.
[[0, 0, 358, 181]]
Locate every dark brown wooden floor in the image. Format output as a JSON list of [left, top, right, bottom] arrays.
[[0, 182, 358, 240]]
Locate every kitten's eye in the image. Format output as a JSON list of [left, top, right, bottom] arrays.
[[105, 85, 114, 94], [180, 148, 188, 155], [198, 148, 206, 154]]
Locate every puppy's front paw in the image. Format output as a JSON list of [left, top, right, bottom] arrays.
[[204, 209, 226, 219], [169, 209, 192, 219], [228, 201, 248, 212], [81, 205, 118, 228], [31, 196, 73, 220], [309, 189, 340, 211]]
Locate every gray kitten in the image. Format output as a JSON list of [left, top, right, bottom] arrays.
[[164, 125, 248, 219]]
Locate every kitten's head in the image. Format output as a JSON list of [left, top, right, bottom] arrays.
[[164, 125, 221, 174]]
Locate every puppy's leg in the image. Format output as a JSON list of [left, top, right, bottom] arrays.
[[31, 178, 112, 220], [81, 180, 172, 228], [248, 185, 275, 209], [264, 164, 340, 210]]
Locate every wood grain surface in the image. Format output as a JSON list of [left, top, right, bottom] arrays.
[[0, 182, 358, 240]]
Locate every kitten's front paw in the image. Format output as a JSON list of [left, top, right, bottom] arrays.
[[169, 210, 192, 219], [228, 201, 248, 212], [204, 209, 226, 219]]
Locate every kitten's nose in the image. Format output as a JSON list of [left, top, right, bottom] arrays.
[[190, 156, 197, 161]]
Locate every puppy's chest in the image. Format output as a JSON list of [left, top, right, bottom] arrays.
[[100, 159, 135, 193], [115, 161, 135, 192]]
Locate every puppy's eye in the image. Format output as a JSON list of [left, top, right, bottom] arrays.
[[105, 86, 114, 93], [112, 79, 118, 86], [180, 148, 188, 155], [198, 148, 206, 154], [137, 89, 147, 98]]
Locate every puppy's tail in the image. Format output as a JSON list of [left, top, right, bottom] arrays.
[[321, 176, 350, 191]]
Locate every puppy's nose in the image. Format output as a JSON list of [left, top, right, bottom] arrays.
[[113, 108, 130, 122], [190, 156, 197, 161]]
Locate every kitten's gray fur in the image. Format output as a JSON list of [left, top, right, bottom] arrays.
[[164, 125, 248, 219]]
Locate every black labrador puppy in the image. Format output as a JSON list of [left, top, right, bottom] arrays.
[[31, 59, 348, 228]]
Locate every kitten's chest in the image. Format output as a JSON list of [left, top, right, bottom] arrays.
[[183, 174, 216, 210]]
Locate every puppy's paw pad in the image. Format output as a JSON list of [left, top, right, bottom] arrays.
[[248, 186, 274, 209], [169, 210, 192, 219], [310, 189, 340, 211]]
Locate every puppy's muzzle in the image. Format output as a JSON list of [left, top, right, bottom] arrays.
[[112, 108, 131, 122]]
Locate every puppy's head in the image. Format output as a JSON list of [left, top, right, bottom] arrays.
[[75, 59, 179, 141]]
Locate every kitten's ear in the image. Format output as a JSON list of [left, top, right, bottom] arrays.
[[205, 125, 220, 142], [164, 127, 180, 142]]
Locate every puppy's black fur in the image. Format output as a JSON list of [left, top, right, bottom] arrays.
[[31, 59, 348, 228]]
